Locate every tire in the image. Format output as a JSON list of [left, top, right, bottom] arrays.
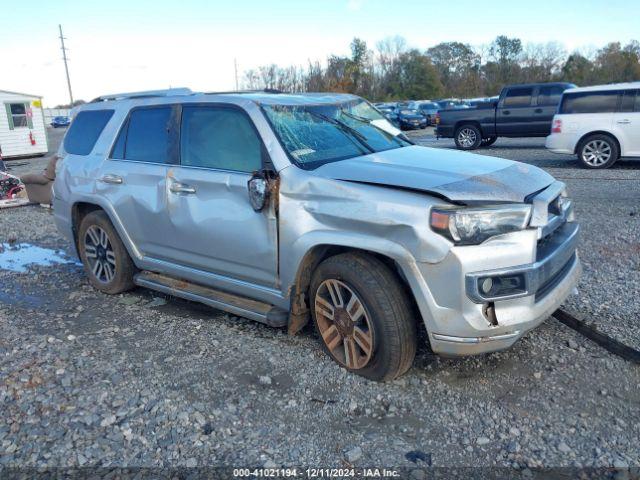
[[309, 252, 417, 381], [481, 136, 498, 147], [577, 134, 619, 169], [77, 210, 136, 294], [454, 124, 482, 150]]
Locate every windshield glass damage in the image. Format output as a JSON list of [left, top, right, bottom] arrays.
[[262, 99, 410, 168]]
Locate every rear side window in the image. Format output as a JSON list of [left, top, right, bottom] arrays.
[[560, 91, 620, 114], [537, 86, 565, 106], [119, 107, 173, 163], [504, 87, 533, 107], [619, 90, 639, 112], [64, 110, 114, 155], [180, 106, 262, 173]]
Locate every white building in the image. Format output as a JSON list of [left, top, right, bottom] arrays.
[[0, 90, 48, 159]]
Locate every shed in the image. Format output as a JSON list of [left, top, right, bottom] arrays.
[[0, 90, 49, 159]]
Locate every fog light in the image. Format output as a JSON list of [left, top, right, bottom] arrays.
[[477, 274, 527, 298], [481, 277, 493, 294]]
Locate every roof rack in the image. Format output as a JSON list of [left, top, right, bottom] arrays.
[[90, 88, 193, 103], [204, 88, 283, 95]]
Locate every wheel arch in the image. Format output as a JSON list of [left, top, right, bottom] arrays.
[[454, 120, 483, 136], [70, 200, 142, 262], [575, 130, 621, 158], [286, 239, 422, 335]]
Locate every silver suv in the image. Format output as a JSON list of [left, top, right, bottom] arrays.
[[53, 88, 581, 381]]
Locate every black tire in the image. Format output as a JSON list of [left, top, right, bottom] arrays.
[[481, 136, 498, 147], [577, 134, 619, 169], [77, 210, 136, 294], [454, 124, 482, 150], [309, 252, 417, 381]]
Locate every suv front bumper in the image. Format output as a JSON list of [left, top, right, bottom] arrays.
[[404, 221, 581, 357]]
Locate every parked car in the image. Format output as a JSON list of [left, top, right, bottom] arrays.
[[51, 116, 71, 128], [376, 104, 400, 127], [54, 88, 581, 381], [436, 82, 576, 150], [394, 107, 427, 130], [546, 82, 640, 169], [409, 101, 440, 125]]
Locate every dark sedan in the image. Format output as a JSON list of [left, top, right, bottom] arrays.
[[394, 108, 427, 130]]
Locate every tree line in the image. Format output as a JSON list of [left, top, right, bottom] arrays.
[[243, 35, 640, 101]]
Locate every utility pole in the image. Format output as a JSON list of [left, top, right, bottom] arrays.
[[234, 58, 239, 90], [58, 24, 74, 106]]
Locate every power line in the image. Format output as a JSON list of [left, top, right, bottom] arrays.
[[58, 24, 74, 105]]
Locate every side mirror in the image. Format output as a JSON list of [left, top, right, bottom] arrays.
[[247, 171, 270, 212]]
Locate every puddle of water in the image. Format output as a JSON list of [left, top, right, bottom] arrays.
[[0, 243, 77, 272]]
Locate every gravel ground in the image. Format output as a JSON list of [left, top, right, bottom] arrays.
[[0, 128, 639, 473], [407, 129, 640, 351]]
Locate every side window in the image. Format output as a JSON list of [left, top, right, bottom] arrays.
[[4, 103, 31, 129], [537, 86, 565, 106], [180, 106, 262, 173], [123, 107, 173, 163], [110, 120, 127, 159], [619, 90, 639, 113], [560, 91, 620, 114], [504, 88, 533, 107], [64, 110, 114, 155]]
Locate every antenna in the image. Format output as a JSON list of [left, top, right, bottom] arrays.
[[58, 24, 74, 105], [234, 58, 239, 90]]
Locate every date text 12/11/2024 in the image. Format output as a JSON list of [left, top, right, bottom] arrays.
[[232, 468, 401, 478]]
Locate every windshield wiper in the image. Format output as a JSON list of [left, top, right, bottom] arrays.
[[307, 111, 374, 153]]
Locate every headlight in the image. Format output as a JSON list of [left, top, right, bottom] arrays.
[[430, 205, 532, 245]]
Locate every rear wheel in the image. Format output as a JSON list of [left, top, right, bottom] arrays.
[[481, 136, 497, 147], [454, 124, 482, 150], [310, 252, 417, 381], [78, 211, 136, 294], [577, 134, 619, 169]]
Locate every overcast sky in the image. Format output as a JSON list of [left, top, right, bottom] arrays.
[[2, 0, 638, 106]]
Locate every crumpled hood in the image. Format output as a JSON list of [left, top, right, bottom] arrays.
[[313, 145, 554, 203]]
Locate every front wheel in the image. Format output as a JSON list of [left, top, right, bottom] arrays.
[[577, 134, 619, 169], [310, 253, 417, 381], [454, 124, 482, 150]]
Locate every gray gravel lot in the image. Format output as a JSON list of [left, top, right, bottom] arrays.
[[0, 128, 639, 472], [408, 129, 640, 351]]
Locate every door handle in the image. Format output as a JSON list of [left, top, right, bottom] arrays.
[[617, 119, 631, 124], [534, 108, 543, 114], [502, 110, 510, 115], [169, 181, 196, 195], [100, 174, 123, 184]]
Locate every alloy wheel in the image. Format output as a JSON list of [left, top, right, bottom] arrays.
[[582, 140, 612, 166], [458, 128, 477, 148], [84, 225, 117, 283], [314, 279, 374, 370]]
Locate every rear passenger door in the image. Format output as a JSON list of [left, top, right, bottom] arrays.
[[533, 85, 566, 135], [97, 105, 178, 260], [613, 89, 640, 156], [164, 104, 278, 288], [496, 87, 536, 136]]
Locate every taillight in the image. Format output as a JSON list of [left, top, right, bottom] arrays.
[[435, 113, 440, 124], [551, 119, 562, 133]]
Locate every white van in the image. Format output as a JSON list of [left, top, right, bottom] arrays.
[[545, 82, 639, 168]]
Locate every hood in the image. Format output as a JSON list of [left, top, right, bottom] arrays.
[[313, 145, 554, 203]]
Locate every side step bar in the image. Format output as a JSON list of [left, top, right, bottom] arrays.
[[133, 271, 288, 328]]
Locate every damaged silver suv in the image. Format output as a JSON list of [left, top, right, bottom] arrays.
[[53, 88, 581, 381]]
